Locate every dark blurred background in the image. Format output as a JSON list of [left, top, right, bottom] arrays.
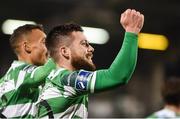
[[1, 0, 180, 118]]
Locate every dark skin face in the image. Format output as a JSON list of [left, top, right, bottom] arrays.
[[26, 29, 47, 65], [69, 31, 96, 71]]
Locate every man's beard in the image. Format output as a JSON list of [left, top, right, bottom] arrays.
[[71, 55, 96, 71]]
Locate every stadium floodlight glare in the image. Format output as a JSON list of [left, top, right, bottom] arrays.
[[2, 19, 36, 35], [138, 33, 169, 51], [82, 27, 109, 44]]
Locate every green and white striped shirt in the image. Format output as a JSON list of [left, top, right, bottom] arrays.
[[37, 68, 96, 118], [0, 59, 56, 118]]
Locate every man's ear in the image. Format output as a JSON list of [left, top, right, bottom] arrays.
[[24, 41, 31, 54], [59, 46, 70, 59]]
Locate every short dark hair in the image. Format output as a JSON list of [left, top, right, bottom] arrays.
[[10, 24, 44, 54], [161, 77, 180, 106], [46, 23, 83, 62]]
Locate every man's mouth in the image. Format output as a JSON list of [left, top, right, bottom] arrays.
[[86, 54, 93, 61]]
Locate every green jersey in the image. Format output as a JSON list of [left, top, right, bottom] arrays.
[[37, 32, 138, 118], [37, 68, 96, 118], [0, 59, 56, 118]]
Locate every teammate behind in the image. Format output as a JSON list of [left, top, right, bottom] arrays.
[[147, 77, 180, 118], [37, 9, 144, 118], [0, 24, 56, 118]]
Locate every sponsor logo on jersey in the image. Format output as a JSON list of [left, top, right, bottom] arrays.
[[75, 70, 92, 91]]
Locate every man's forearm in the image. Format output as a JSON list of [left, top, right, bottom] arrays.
[[94, 32, 138, 92]]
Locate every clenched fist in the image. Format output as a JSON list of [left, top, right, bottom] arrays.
[[120, 9, 144, 34]]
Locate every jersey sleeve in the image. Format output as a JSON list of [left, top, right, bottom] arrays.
[[94, 32, 138, 92], [60, 70, 96, 95], [22, 58, 56, 87]]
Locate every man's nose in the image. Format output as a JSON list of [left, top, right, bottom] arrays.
[[88, 45, 94, 52]]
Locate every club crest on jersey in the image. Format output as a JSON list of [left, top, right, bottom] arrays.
[[75, 70, 92, 91]]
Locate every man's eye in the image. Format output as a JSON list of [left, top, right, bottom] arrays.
[[82, 42, 86, 45], [82, 42, 89, 47]]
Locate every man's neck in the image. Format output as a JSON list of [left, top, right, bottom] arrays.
[[17, 55, 32, 65], [57, 60, 75, 71]]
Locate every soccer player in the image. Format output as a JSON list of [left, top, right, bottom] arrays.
[[0, 24, 56, 118], [147, 77, 180, 118], [37, 9, 144, 118]]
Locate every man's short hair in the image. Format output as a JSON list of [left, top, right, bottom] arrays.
[[161, 77, 180, 106], [10, 24, 44, 54], [46, 23, 83, 62]]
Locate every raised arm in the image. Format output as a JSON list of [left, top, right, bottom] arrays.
[[93, 9, 144, 92], [60, 9, 144, 95]]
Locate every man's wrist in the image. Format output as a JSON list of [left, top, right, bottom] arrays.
[[125, 27, 140, 35], [125, 32, 138, 37]]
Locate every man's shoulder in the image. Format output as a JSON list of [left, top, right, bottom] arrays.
[[47, 68, 69, 80], [1, 61, 30, 79], [147, 108, 179, 118], [11, 60, 37, 73], [2, 61, 37, 82]]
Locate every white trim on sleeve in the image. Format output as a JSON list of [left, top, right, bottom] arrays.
[[90, 71, 96, 93]]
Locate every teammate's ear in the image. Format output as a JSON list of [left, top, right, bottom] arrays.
[[60, 46, 70, 59], [24, 41, 31, 54]]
